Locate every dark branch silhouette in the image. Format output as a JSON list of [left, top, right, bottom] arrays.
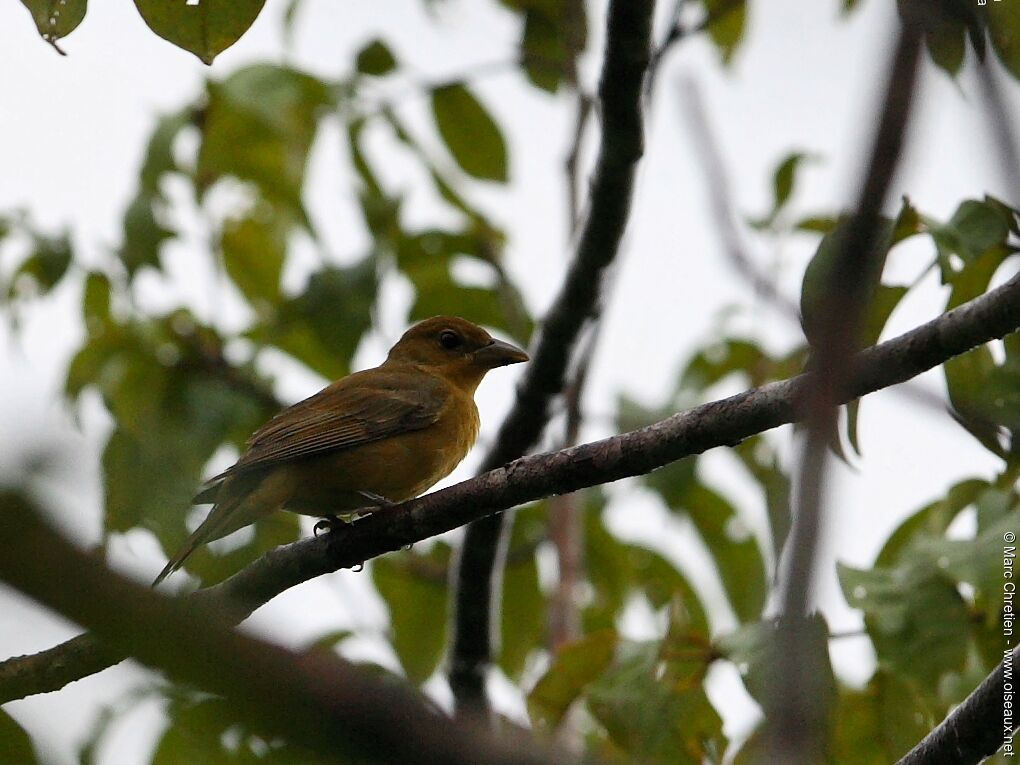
[[3, 267, 1020, 704], [450, 0, 654, 717], [0, 492, 570, 765], [895, 648, 1016, 765]]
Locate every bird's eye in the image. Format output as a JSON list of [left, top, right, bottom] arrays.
[[439, 330, 463, 350]]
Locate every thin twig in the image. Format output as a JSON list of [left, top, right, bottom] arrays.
[[646, 0, 743, 94], [547, 309, 605, 650], [680, 78, 803, 323]]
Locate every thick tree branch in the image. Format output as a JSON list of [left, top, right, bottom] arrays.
[[895, 648, 1017, 765], [4, 268, 1020, 703], [0, 493, 569, 765], [450, 0, 653, 716]]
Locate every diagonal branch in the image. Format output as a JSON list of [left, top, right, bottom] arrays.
[[895, 648, 1016, 765], [4, 267, 1020, 704], [450, 0, 654, 716]]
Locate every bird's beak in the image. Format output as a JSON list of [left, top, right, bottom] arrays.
[[472, 338, 529, 369]]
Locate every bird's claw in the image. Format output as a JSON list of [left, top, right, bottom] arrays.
[[314, 515, 340, 536]]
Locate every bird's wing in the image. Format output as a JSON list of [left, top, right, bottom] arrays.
[[215, 371, 447, 479]]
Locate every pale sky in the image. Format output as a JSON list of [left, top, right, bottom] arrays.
[[1, 1, 1015, 762]]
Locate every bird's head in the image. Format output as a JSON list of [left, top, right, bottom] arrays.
[[385, 316, 529, 392]]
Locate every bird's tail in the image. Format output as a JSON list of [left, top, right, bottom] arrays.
[[151, 498, 242, 587]]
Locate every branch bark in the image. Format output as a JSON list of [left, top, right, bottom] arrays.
[[4, 267, 1020, 704], [895, 648, 1017, 765], [450, 0, 653, 717]]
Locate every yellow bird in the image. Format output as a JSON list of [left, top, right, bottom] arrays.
[[153, 316, 528, 585]]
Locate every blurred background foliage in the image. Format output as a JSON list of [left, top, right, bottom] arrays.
[[3, 0, 1020, 763]]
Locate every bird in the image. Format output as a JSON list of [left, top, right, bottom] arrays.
[[152, 316, 528, 586]]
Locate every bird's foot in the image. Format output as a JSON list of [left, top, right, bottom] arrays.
[[313, 515, 341, 536]]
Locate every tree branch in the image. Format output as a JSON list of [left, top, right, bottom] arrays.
[[765, 7, 923, 762], [4, 267, 1020, 703], [0, 492, 569, 765], [895, 648, 1017, 765], [450, 0, 654, 717]]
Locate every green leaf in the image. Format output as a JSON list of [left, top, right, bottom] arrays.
[[254, 259, 377, 380], [153, 699, 226, 765], [355, 39, 397, 76], [307, 629, 354, 652], [153, 697, 333, 765], [82, 271, 111, 327], [800, 199, 922, 348], [860, 284, 908, 348], [499, 505, 546, 680], [773, 152, 814, 215], [497, 0, 586, 92], [679, 337, 806, 391], [919, 500, 1018, 600], [20, 0, 86, 42], [67, 314, 274, 547], [133, 0, 267, 65], [837, 282, 908, 455], [395, 230, 529, 343], [373, 544, 451, 684], [926, 20, 965, 76], [839, 559, 970, 693], [943, 249, 1017, 455], [528, 630, 618, 730], [716, 615, 835, 708], [645, 461, 767, 623], [587, 640, 724, 764], [794, 214, 839, 233], [800, 219, 891, 348], [118, 110, 189, 277], [704, 0, 746, 64], [520, 0, 587, 92], [0, 709, 39, 765], [220, 209, 286, 307], [876, 478, 989, 566], [11, 232, 72, 296], [431, 84, 508, 183], [140, 110, 191, 194], [909, 0, 981, 77], [582, 491, 710, 636], [989, 0, 1020, 82], [197, 65, 333, 222], [930, 199, 1013, 271], [119, 194, 173, 276], [520, 10, 566, 93], [830, 670, 939, 763]]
